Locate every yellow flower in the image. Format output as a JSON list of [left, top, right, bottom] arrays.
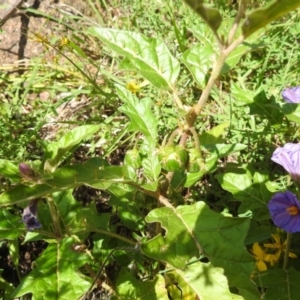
[[252, 243, 268, 271], [264, 251, 280, 267], [126, 81, 140, 94], [59, 37, 69, 47], [264, 234, 297, 258]]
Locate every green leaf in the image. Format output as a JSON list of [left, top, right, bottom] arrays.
[[199, 122, 230, 145], [181, 43, 215, 88], [0, 209, 24, 239], [13, 237, 90, 300], [89, 28, 180, 89], [216, 172, 272, 221], [185, 143, 247, 188], [116, 85, 158, 139], [208, 144, 247, 158], [43, 125, 101, 172], [185, 152, 218, 187], [0, 270, 14, 300], [142, 156, 161, 189], [52, 190, 111, 235], [230, 82, 255, 106], [223, 37, 263, 73], [280, 103, 300, 124], [165, 269, 196, 299], [0, 158, 128, 205], [183, 0, 222, 31], [259, 268, 300, 300], [109, 185, 146, 231], [141, 202, 258, 298], [175, 260, 243, 300], [0, 159, 21, 182], [115, 268, 169, 300], [242, 0, 300, 38]]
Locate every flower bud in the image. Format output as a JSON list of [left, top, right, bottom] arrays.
[[158, 145, 188, 172], [19, 163, 36, 180]]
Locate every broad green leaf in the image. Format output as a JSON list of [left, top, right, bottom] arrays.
[[223, 34, 264, 73], [115, 268, 169, 300], [142, 155, 161, 182], [280, 103, 300, 124], [210, 143, 247, 158], [258, 268, 300, 300], [79, 203, 111, 233], [89, 28, 180, 89], [53, 190, 82, 229], [183, 0, 223, 31], [175, 260, 243, 300], [248, 91, 283, 124], [185, 152, 218, 187], [13, 237, 90, 300], [43, 125, 101, 172], [109, 185, 146, 231], [0, 209, 24, 239], [242, 0, 300, 38], [141, 202, 258, 298], [199, 122, 230, 145], [165, 269, 196, 300], [216, 172, 272, 220], [116, 85, 158, 139], [52, 190, 111, 235], [181, 43, 215, 88], [230, 82, 255, 106], [0, 158, 128, 205], [0, 159, 20, 182]]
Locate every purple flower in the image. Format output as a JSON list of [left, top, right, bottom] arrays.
[[271, 143, 300, 184], [268, 191, 300, 233], [22, 200, 41, 230], [282, 86, 300, 103]]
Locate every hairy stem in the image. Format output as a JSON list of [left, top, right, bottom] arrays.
[[283, 232, 292, 270]]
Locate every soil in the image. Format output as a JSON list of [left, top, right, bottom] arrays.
[[0, 0, 95, 66]]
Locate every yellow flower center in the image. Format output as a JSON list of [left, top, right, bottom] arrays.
[[286, 206, 299, 216]]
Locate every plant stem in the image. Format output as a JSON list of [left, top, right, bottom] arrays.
[[166, 129, 180, 146], [283, 232, 292, 270], [92, 229, 137, 246], [47, 197, 63, 239]]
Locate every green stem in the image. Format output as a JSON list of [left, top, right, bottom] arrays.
[[189, 126, 201, 157], [47, 197, 63, 239], [283, 232, 292, 270], [166, 129, 180, 146], [192, 35, 244, 122], [91, 229, 137, 246]]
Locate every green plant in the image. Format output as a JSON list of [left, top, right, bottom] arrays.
[[1, 0, 300, 299]]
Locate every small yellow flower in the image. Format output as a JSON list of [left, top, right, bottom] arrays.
[[252, 243, 268, 271], [264, 234, 297, 258], [264, 251, 280, 267], [126, 81, 140, 94], [59, 37, 69, 49]]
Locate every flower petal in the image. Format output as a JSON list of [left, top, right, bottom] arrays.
[[256, 260, 267, 272], [282, 86, 300, 103], [252, 242, 264, 259], [22, 200, 41, 230], [268, 191, 300, 233]]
